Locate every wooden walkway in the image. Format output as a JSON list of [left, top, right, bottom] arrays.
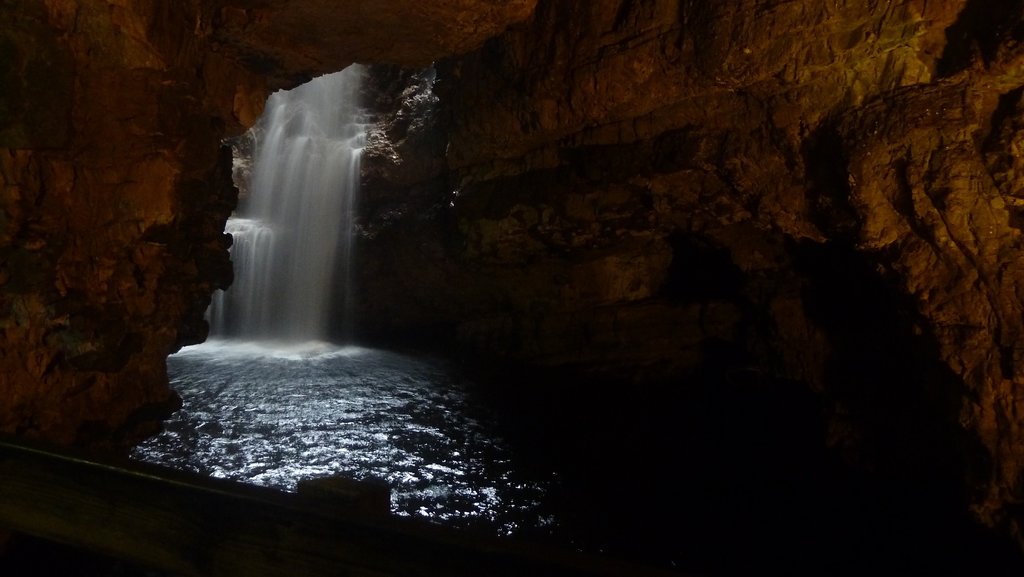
[[0, 437, 684, 576]]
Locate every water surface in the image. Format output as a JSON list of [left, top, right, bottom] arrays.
[[133, 340, 555, 536]]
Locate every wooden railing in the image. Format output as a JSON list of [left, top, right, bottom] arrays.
[[0, 437, 682, 576]]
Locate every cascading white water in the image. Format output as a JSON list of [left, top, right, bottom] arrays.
[[150, 66, 562, 552], [210, 66, 365, 342]]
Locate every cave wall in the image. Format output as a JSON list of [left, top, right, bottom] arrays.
[[0, 0, 240, 448], [354, 0, 1024, 544], [5, 0, 1024, 556], [0, 0, 536, 448]]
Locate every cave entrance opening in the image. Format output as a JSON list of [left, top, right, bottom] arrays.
[[131, 66, 557, 542]]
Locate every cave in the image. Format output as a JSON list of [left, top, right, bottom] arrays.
[[5, 0, 1024, 575]]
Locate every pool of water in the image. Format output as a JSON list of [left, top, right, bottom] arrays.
[[130, 340, 1024, 575], [131, 340, 556, 537]]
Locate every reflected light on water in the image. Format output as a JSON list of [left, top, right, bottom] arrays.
[[133, 339, 555, 536]]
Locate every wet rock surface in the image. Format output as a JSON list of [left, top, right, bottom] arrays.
[[7, 0, 1024, 565], [354, 0, 1024, 553], [0, 0, 533, 448]]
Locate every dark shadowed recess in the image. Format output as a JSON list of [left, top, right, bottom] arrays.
[[937, 0, 1024, 77], [2, 534, 166, 577], [466, 241, 1024, 576], [476, 364, 1023, 575]]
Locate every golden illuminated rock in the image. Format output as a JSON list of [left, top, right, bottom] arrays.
[[0, 0, 534, 447], [5, 0, 1024, 556]]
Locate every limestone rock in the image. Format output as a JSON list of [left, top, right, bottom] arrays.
[[0, 0, 537, 450], [211, 0, 539, 87], [7, 0, 1024, 559], [353, 0, 1024, 551]]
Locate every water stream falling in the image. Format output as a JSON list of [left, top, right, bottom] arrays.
[[134, 66, 558, 540], [208, 66, 365, 341], [131, 66, 1024, 575]]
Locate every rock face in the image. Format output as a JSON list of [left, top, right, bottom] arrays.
[[213, 0, 538, 84], [355, 0, 1024, 549], [0, 0, 238, 448], [0, 0, 534, 448], [6, 0, 1024, 560]]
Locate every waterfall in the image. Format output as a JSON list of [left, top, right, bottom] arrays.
[[209, 66, 365, 343]]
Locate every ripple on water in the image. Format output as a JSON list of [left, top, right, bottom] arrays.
[[132, 339, 554, 536]]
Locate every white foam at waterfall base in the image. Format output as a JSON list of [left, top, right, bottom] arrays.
[[143, 66, 557, 540], [209, 66, 366, 342], [139, 340, 556, 536], [176, 339, 370, 362]]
